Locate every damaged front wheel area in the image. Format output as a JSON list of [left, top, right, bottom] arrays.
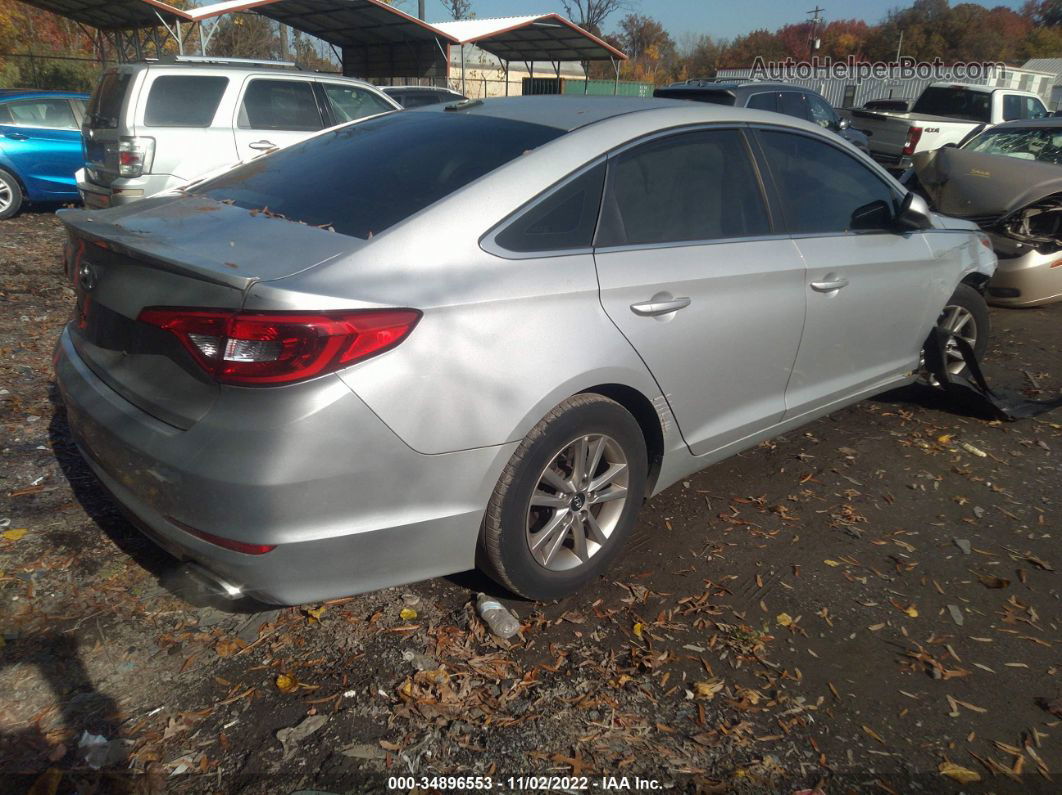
[[922, 284, 990, 380]]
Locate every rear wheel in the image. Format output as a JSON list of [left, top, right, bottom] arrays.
[[0, 169, 23, 220], [481, 394, 648, 600]]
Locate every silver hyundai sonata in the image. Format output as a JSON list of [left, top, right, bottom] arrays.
[[54, 97, 996, 604]]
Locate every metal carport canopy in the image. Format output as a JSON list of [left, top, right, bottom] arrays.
[[430, 14, 626, 63], [14, 0, 190, 28], [186, 0, 461, 78]]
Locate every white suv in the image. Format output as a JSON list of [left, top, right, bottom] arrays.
[[77, 56, 400, 208]]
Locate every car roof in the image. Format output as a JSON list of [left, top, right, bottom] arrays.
[[414, 94, 826, 133], [384, 86, 460, 93], [0, 89, 89, 101], [103, 61, 376, 87], [662, 80, 805, 92]]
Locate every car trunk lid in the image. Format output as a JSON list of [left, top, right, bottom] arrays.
[[61, 195, 356, 428]]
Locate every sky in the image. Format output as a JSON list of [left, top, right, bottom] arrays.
[[416, 0, 1031, 41]]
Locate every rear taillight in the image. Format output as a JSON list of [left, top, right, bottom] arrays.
[[117, 136, 155, 177], [169, 517, 276, 555], [902, 126, 923, 156], [138, 308, 420, 386]]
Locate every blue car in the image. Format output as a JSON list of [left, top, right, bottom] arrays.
[[0, 89, 88, 219]]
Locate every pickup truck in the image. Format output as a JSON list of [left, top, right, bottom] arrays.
[[844, 82, 1049, 171]]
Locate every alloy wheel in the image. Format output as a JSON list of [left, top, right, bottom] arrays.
[[0, 179, 11, 214], [525, 433, 629, 572], [937, 303, 978, 375]]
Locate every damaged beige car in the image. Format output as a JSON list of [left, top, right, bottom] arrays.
[[908, 118, 1062, 307]]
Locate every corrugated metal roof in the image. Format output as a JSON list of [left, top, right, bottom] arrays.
[[1023, 59, 1062, 78], [16, 0, 189, 29], [430, 14, 626, 62]]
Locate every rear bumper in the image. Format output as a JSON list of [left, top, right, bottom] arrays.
[[54, 327, 513, 604], [76, 169, 179, 208], [869, 150, 911, 172], [986, 236, 1062, 308]]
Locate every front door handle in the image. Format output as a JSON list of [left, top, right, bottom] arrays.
[[4, 132, 29, 140], [248, 140, 276, 151], [810, 276, 850, 292], [630, 296, 691, 317]]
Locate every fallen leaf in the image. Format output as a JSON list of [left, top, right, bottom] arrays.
[[276, 715, 328, 760], [973, 572, 1010, 589], [862, 724, 886, 745], [399, 607, 418, 621], [776, 612, 793, 628], [633, 622, 643, 639], [275, 674, 297, 693], [305, 605, 326, 624], [2, 528, 27, 542], [939, 761, 981, 784], [693, 679, 725, 700]]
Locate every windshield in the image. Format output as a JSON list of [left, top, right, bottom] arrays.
[[962, 126, 1062, 166], [912, 86, 991, 123], [192, 110, 564, 240]]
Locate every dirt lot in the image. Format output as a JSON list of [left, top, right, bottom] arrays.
[[1, 209, 1061, 794]]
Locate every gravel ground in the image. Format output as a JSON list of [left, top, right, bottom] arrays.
[[1, 209, 1061, 794]]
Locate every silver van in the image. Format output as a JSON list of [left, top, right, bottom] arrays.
[[77, 56, 400, 208]]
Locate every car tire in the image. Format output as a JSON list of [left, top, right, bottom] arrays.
[[481, 393, 648, 600], [0, 169, 24, 220], [928, 283, 990, 378]]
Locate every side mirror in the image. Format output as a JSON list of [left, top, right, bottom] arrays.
[[895, 192, 933, 231], [837, 116, 850, 130]]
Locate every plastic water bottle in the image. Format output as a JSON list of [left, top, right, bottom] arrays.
[[476, 593, 521, 639]]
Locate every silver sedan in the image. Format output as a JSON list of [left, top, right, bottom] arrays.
[[54, 97, 997, 604]]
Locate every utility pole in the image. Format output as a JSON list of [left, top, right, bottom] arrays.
[[895, 30, 903, 62], [418, 0, 426, 19], [807, 5, 824, 58]]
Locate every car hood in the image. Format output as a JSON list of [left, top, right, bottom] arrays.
[[912, 146, 1062, 221]]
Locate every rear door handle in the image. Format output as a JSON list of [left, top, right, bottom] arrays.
[[248, 140, 276, 151], [810, 277, 850, 292], [630, 297, 691, 316]]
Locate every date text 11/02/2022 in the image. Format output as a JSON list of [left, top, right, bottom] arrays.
[[385, 776, 662, 790]]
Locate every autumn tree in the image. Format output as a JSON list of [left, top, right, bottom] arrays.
[[560, 0, 631, 36], [440, 0, 473, 20]]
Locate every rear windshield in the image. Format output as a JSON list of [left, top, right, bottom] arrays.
[[912, 87, 991, 123], [192, 110, 564, 239], [145, 75, 228, 127], [87, 72, 131, 129], [653, 88, 736, 106]]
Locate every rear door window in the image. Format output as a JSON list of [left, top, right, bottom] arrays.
[[87, 72, 131, 129], [597, 128, 771, 247], [746, 92, 778, 112], [145, 75, 228, 127], [194, 111, 564, 239], [778, 92, 809, 120], [238, 79, 324, 131], [1003, 94, 1022, 121], [320, 83, 394, 124], [0, 98, 78, 129]]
